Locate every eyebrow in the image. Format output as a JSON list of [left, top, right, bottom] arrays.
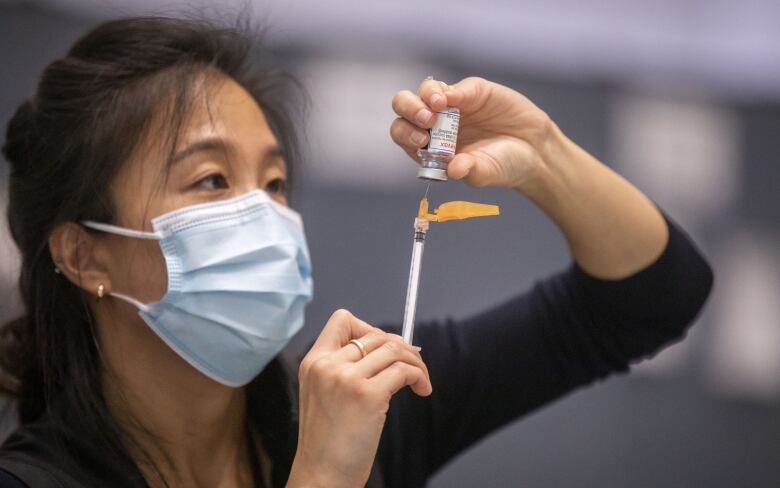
[[171, 137, 283, 165]]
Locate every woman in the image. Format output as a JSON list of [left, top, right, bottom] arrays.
[[0, 16, 712, 488]]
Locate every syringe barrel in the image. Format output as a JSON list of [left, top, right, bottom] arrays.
[[401, 221, 428, 344]]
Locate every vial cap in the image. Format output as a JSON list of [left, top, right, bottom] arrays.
[[417, 167, 448, 181]]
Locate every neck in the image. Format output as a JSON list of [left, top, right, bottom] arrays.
[[98, 306, 253, 487]]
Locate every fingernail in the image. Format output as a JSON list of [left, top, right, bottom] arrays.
[[415, 108, 433, 125], [430, 93, 443, 106], [411, 131, 427, 146], [412, 346, 422, 352]]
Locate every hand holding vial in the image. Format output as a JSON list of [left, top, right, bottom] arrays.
[[390, 76, 556, 191]]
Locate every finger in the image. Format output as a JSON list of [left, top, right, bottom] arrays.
[[309, 309, 378, 356], [370, 361, 433, 397], [390, 117, 428, 152], [351, 336, 429, 380], [418, 78, 449, 112], [328, 330, 389, 364], [330, 330, 424, 365], [391, 90, 435, 128]]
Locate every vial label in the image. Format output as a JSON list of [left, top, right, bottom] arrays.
[[425, 107, 460, 156]]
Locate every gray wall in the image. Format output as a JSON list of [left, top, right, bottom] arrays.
[[1, 4, 779, 487]]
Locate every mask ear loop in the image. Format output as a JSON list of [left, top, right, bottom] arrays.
[[81, 221, 163, 240], [108, 292, 152, 313], [89, 291, 153, 367], [79, 221, 158, 314], [87, 285, 106, 367], [90, 320, 104, 364]]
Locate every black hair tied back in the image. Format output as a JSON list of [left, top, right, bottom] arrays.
[[1, 15, 301, 486], [3, 99, 37, 168]]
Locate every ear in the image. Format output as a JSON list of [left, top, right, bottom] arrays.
[[49, 222, 112, 298]]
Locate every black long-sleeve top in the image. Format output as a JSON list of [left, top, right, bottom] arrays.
[[373, 214, 713, 487], [0, 214, 713, 487]]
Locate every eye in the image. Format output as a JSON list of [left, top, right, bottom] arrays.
[[266, 177, 287, 195], [194, 173, 229, 191]]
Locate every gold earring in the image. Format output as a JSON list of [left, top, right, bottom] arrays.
[[97, 284, 105, 300]]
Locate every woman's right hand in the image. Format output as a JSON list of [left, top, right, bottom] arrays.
[[287, 309, 432, 488]]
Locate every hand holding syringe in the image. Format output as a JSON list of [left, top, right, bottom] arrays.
[[401, 197, 500, 345]]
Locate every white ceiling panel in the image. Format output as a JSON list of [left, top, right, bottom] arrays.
[[27, 0, 780, 99]]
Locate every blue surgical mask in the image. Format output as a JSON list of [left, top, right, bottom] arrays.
[[82, 190, 313, 387]]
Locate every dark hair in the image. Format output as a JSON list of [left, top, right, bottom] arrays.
[[1, 15, 301, 486]]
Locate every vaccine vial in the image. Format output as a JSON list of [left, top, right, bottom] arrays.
[[417, 106, 460, 181]]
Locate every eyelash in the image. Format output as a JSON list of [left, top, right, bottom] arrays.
[[266, 177, 286, 195], [194, 173, 228, 191], [193, 173, 286, 195]]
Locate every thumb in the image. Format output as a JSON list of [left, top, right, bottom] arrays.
[[448, 152, 497, 187], [447, 153, 476, 181]]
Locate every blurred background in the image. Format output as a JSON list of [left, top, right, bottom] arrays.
[[1, 0, 779, 486]]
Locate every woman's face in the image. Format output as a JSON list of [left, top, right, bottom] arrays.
[[102, 75, 288, 304]]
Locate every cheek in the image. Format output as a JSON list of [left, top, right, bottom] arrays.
[[112, 239, 168, 302], [270, 193, 288, 206]]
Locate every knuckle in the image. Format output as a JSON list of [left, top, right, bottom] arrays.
[[364, 330, 387, 345], [387, 334, 417, 355], [420, 82, 440, 97], [352, 382, 374, 402], [460, 76, 487, 100], [389, 119, 405, 139], [391, 90, 413, 111], [335, 367, 357, 387], [386, 333, 406, 345], [529, 110, 553, 135], [329, 308, 352, 323], [369, 328, 388, 338], [390, 361, 409, 376], [298, 357, 313, 379], [308, 356, 331, 378], [470, 177, 490, 189], [391, 92, 403, 111], [381, 340, 402, 355], [463, 76, 486, 86]]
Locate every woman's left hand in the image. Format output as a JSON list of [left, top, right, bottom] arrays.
[[390, 76, 553, 190], [391, 76, 670, 281]]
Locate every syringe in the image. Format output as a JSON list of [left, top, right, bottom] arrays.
[[401, 217, 429, 345], [400, 196, 501, 345]]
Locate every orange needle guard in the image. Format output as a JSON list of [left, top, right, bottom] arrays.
[[417, 197, 500, 223]]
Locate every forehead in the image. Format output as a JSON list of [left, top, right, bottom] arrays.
[[177, 75, 276, 149], [120, 74, 278, 175], [110, 74, 280, 218]]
